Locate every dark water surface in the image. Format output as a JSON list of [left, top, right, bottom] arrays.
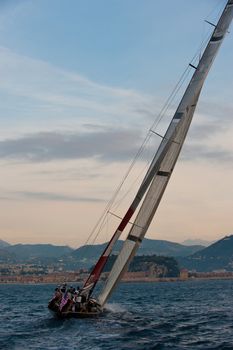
[[1, 280, 233, 349]]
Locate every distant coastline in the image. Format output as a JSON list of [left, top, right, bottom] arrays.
[[1, 270, 233, 284]]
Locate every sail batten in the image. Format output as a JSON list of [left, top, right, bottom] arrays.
[[97, 1, 233, 307]]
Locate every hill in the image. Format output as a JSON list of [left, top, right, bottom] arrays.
[[104, 254, 180, 277], [0, 249, 15, 263], [178, 235, 233, 272], [137, 239, 203, 256], [3, 244, 73, 263], [182, 239, 212, 247], [64, 238, 204, 269], [1, 235, 232, 273], [0, 238, 204, 268], [0, 239, 11, 248]]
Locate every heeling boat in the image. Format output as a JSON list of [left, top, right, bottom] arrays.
[[48, 1, 233, 318]]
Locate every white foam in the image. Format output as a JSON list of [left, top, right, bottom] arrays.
[[104, 303, 127, 313]]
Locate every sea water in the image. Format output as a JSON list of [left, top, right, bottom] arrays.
[[1, 280, 233, 349]]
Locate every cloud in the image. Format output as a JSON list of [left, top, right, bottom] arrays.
[[188, 123, 226, 141], [181, 144, 233, 163], [0, 128, 142, 162], [19, 191, 105, 202], [0, 120, 232, 166], [0, 190, 105, 203], [0, 47, 232, 167], [0, 46, 157, 131], [200, 101, 233, 124], [35, 167, 102, 181]]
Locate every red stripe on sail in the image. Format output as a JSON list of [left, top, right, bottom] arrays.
[[103, 207, 135, 256], [84, 256, 108, 287], [92, 256, 108, 277], [118, 207, 134, 232], [83, 207, 135, 289]]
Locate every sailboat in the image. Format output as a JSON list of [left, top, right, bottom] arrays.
[[48, 1, 233, 318]]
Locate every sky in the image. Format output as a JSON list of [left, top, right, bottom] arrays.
[[0, 0, 232, 248]]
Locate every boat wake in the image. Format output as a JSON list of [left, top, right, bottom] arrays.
[[104, 302, 127, 313]]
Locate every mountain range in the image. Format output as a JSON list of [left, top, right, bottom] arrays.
[[0, 238, 203, 267], [1, 235, 233, 272], [178, 235, 233, 272], [65, 238, 204, 269], [0, 243, 73, 264], [0, 239, 204, 269]]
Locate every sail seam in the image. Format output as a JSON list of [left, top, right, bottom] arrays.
[[211, 35, 224, 42], [128, 235, 142, 243], [157, 171, 170, 177]]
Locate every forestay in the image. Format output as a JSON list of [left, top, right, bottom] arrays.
[[97, 0, 233, 307]]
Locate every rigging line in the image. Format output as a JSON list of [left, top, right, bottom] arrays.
[[79, 35, 212, 255], [127, 12, 212, 154], [82, 17, 216, 248], [76, 5, 226, 263], [83, 66, 194, 246], [82, 137, 149, 246], [89, 209, 114, 246], [91, 149, 152, 246], [148, 35, 213, 130], [90, 141, 153, 243], [111, 141, 153, 212], [149, 31, 211, 127], [197, 0, 225, 60], [149, 129, 181, 145], [150, 66, 191, 131], [192, 31, 212, 64], [111, 120, 181, 213], [111, 159, 151, 212], [103, 213, 110, 247], [97, 116, 180, 227], [150, 31, 212, 131], [87, 207, 110, 247], [90, 147, 153, 246], [86, 69, 196, 246], [86, 53, 197, 224], [82, 124, 159, 246], [151, 29, 213, 130], [107, 211, 144, 229], [83, 125, 162, 246], [205, 0, 226, 24]]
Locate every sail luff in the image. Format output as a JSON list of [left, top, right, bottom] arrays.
[[82, 133, 174, 292], [83, 96, 185, 292], [83, 98, 187, 293], [97, 103, 198, 306], [97, 1, 233, 306]]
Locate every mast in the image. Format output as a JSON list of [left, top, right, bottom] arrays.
[[97, 0, 233, 307]]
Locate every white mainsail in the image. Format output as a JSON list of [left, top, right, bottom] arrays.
[[97, 0, 233, 307]]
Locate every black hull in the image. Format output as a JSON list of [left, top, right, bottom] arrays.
[[49, 309, 101, 319], [48, 303, 101, 319]]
